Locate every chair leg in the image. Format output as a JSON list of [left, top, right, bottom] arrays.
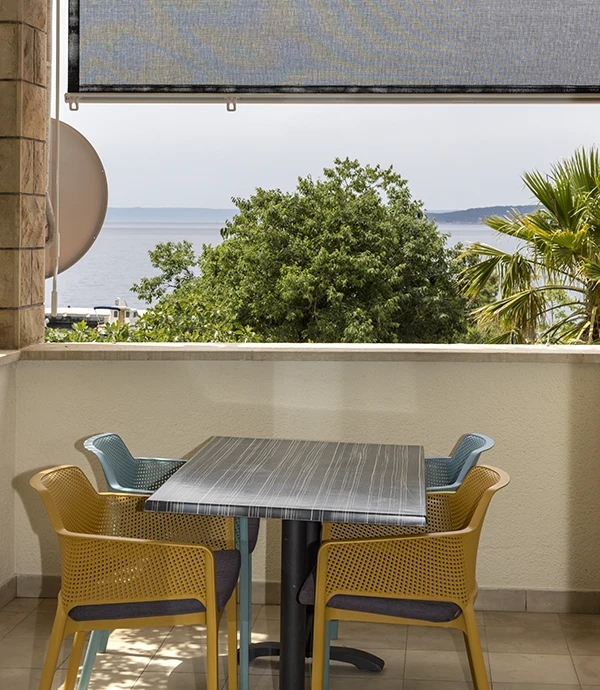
[[237, 517, 251, 690], [227, 593, 238, 690], [206, 616, 220, 690], [39, 608, 68, 690], [97, 629, 110, 653], [463, 607, 489, 690], [329, 619, 339, 640], [311, 610, 328, 690], [323, 618, 332, 690], [76, 630, 106, 690], [64, 631, 87, 690]]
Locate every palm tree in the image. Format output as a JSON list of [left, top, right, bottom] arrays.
[[460, 147, 600, 344]]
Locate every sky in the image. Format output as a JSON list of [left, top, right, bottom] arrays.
[[57, 102, 600, 212]]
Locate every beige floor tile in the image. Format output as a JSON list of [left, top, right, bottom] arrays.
[[144, 656, 211, 677], [573, 655, 600, 685], [0, 667, 66, 690], [105, 627, 173, 656], [0, 634, 72, 669], [404, 649, 479, 682], [258, 678, 403, 690], [493, 685, 581, 690], [247, 657, 290, 677], [312, 648, 405, 680], [489, 652, 578, 685], [145, 650, 232, 677], [234, 674, 389, 690], [0, 611, 31, 638], [154, 626, 232, 658], [327, 678, 403, 689], [85, 670, 143, 690], [483, 612, 561, 630], [37, 599, 59, 613], [246, 677, 283, 690], [406, 626, 479, 653], [133, 671, 226, 689], [402, 682, 471, 690], [250, 605, 263, 623], [0, 598, 44, 614], [253, 606, 280, 621], [560, 613, 600, 629], [485, 625, 569, 654], [59, 651, 151, 676], [564, 627, 600, 655], [5, 609, 59, 638], [250, 619, 279, 644], [336, 621, 407, 650]]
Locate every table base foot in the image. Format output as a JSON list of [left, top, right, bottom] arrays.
[[329, 646, 384, 672], [245, 641, 384, 673]]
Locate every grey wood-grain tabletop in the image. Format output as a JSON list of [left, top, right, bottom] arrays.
[[145, 436, 426, 525]]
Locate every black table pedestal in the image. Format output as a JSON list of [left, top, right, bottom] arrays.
[[247, 519, 384, 690]]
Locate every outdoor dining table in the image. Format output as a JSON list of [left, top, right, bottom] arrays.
[[145, 436, 426, 690]]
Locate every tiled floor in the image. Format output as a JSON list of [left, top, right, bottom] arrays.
[[1, 598, 600, 689]]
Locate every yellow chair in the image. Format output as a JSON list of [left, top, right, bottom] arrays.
[[30, 465, 239, 690], [303, 465, 509, 690]]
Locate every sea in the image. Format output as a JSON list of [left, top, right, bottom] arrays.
[[44, 221, 520, 310]]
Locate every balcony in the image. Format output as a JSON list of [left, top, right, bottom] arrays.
[[4, 1, 600, 685], [0, 343, 599, 687]]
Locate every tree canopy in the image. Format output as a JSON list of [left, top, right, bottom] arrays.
[[132, 158, 469, 343]]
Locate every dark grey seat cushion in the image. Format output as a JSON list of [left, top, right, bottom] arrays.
[[299, 570, 462, 623], [247, 517, 260, 554], [69, 549, 240, 621]]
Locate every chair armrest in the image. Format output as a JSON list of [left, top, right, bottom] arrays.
[[56, 530, 216, 612], [426, 483, 460, 492], [318, 529, 476, 606], [136, 457, 186, 466]]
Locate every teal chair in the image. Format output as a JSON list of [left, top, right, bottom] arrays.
[[76, 433, 259, 690], [325, 432, 494, 686], [425, 433, 494, 491]]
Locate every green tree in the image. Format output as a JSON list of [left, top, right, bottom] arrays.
[[153, 158, 467, 343], [460, 148, 600, 344]]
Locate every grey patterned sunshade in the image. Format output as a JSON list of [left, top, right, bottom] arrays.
[[68, 0, 600, 101]]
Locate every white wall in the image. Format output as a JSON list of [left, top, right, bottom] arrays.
[[13, 356, 600, 596], [0, 362, 16, 596]]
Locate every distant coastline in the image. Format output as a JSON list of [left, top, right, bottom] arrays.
[[106, 205, 537, 226], [427, 205, 537, 225]]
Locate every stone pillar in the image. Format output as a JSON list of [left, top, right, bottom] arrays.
[[0, 0, 47, 349]]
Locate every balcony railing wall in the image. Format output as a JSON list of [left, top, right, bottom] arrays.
[[6, 344, 600, 611]]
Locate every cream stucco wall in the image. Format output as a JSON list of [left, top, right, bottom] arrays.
[[0, 359, 16, 597], [12, 350, 600, 600]]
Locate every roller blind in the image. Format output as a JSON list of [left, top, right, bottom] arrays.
[[67, 0, 600, 103]]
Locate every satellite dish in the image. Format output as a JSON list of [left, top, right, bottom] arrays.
[[45, 119, 108, 278]]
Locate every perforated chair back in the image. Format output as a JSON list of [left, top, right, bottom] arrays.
[[34, 464, 106, 535], [30, 465, 235, 613], [320, 465, 509, 610], [84, 432, 184, 493], [426, 433, 494, 492]]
